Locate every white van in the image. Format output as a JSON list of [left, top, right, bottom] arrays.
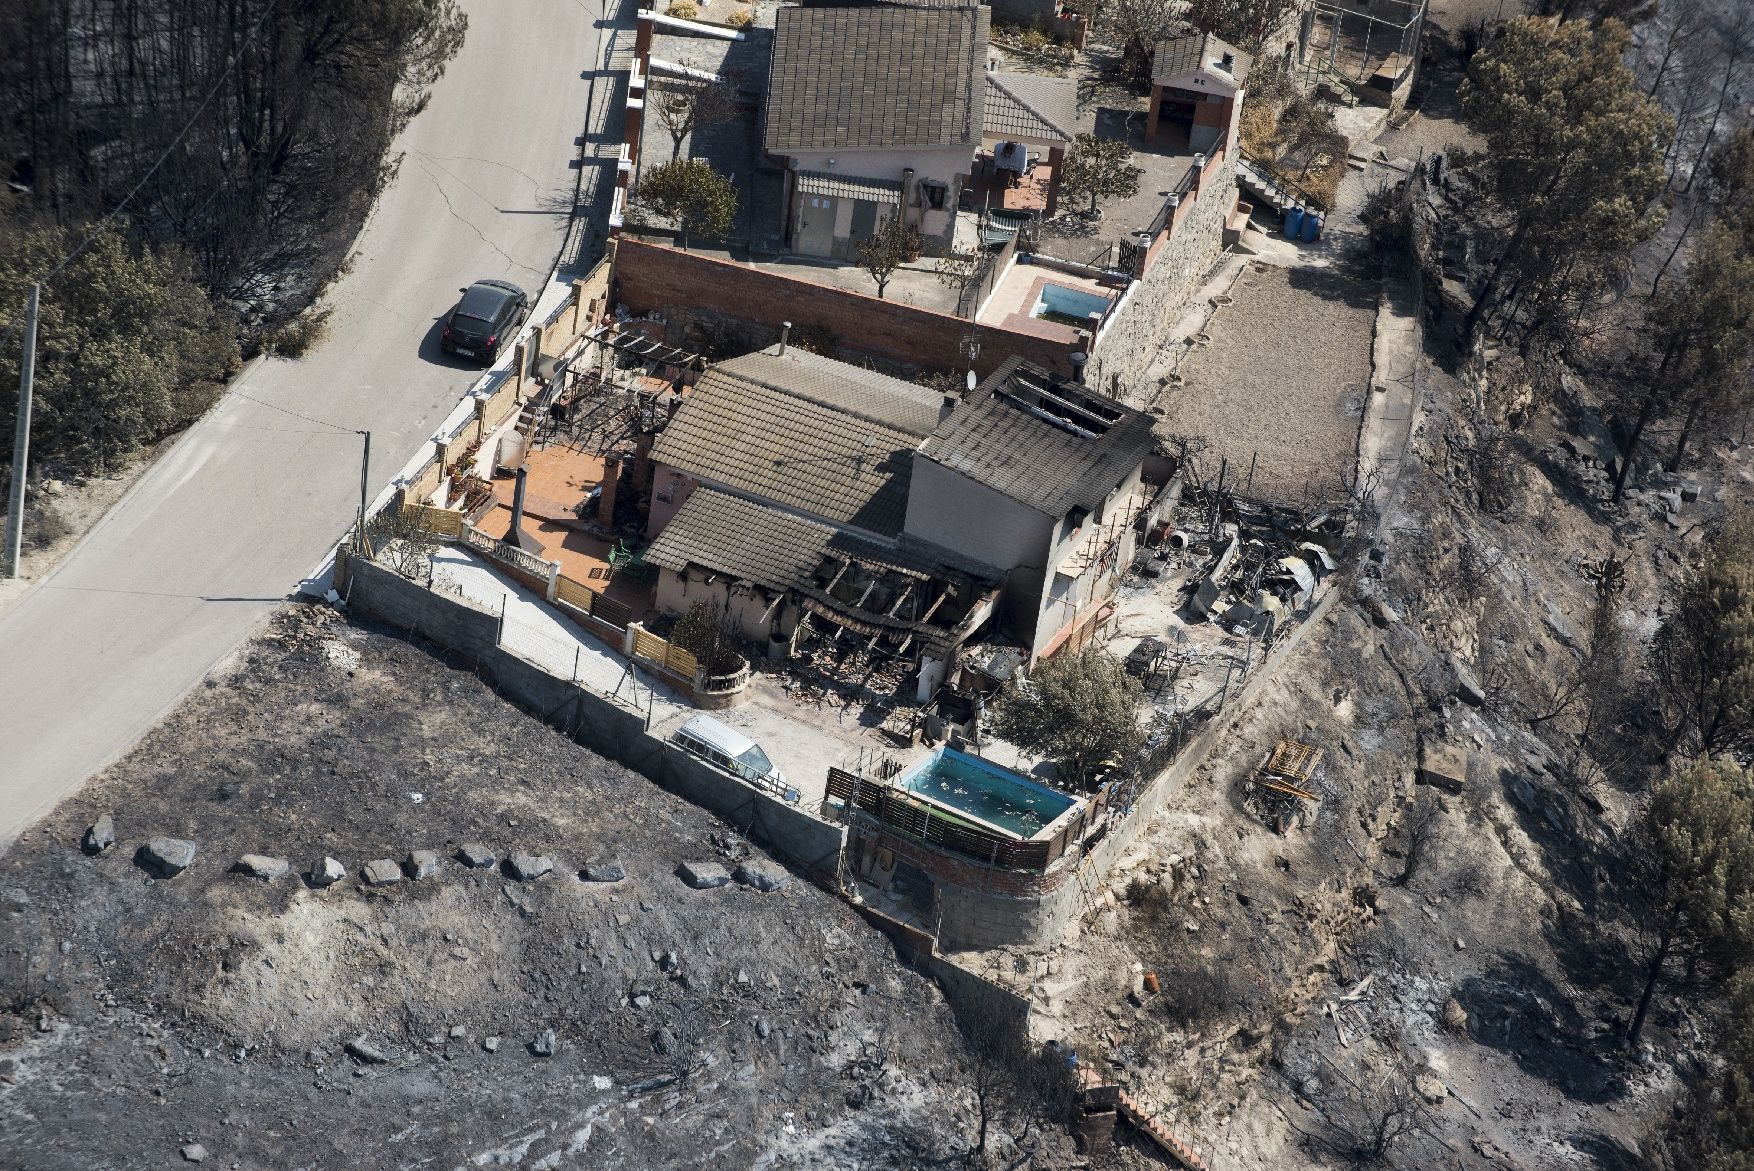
[[672, 715, 798, 803]]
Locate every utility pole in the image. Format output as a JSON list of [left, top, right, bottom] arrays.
[[4, 284, 41, 579], [354, 430, 372, 555]]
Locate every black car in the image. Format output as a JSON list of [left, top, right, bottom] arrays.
[[441, 279, 528, 362]]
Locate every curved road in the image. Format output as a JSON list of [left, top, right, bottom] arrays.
[[0, 0, 605, 842]]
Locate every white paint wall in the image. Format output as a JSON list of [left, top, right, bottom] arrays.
[[788, 144, 972, 245]]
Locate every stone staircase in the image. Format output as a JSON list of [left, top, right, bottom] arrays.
[[1075, 1066, 1209, 1170]]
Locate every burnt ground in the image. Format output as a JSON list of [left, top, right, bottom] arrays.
[[0, 606, 1074, 1170]]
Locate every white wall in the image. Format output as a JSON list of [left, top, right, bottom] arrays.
[[788, 144, 973, 245]]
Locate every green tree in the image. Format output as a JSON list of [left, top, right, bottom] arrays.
[[854, 214, 922, 300], [1059, 133, 1143, 217], [0, 223, 239, 481], [1457, 18, 1672, 348], [633, 159, 738, 249], [1630, 758, 1754, 1045], [991, 647, 1145, 788], [1653, 524, 1754, 761]]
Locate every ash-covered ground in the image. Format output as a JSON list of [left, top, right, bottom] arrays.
[[0, 606, 1058, 1170]]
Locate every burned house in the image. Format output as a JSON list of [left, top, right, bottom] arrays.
[[641, 345, 1163, 696], [908, 358, 1161, 660], [642, 344, 1002, 696]]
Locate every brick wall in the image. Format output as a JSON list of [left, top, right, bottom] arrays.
[[613, 238, 1075, 379]]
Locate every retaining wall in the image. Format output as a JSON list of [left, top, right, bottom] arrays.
[[1086, 152, 1239, 398], [342, 555, 846, 876]]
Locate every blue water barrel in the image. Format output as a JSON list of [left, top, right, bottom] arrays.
[[1302, 212, 1323, 242], [1283, 205, 1305, 238]]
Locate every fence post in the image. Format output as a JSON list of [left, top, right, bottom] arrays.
[[622, 621, 640, 658], [545, 561, 561, 603], [572, 646, 581, 684], [497, 595, 507, 645]]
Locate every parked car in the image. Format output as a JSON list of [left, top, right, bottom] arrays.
[[672, 715, 797, 802], [441, 279, 528, 362]]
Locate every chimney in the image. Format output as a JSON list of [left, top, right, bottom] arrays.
[[597, 456, 622, 527], [506, 466, 543, 553], [778, 320, 792, 355], [1219, 51, 1235, 72], [1068, 349, 1089, 384], [902, 167, 917, 211]]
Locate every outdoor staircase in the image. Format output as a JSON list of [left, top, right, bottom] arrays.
[[1076, 1067, 1209, 1171]]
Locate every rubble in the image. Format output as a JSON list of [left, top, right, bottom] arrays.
[[406, 850, 440, 880], [581, 859, 626, 882], [345, 1037, 392, 1065], [1416, 742, 1468, 794], [734, 860, 789, 892], [529, 1029, 559, 1058]]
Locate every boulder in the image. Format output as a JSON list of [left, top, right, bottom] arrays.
[[82, 815, 116, 855], [506, 854, 553, 882], [406, 850, 440, 881], [1366, 596, 1399, 628], [1441, 997, 1469, 1034], [180, 1143, 208, 1163], [678, 861, 731, 889], [234, 854, 290, 881], [361, 859, 403, 887], [310, 857, 346, 887], [456, 844, 496, 869], [139, 837, 197, 878], [734, 861, 789, 892], [530, 1029, 559, 1058], [1416, 743, 1468, 794], [1447, 655, 1486, 707], [1414, 1073, 1448, 1105], [581, 859, 627, 883], [345, 1037, 392, 1065]]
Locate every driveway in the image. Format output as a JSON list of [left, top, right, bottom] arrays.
[[0, 0, 623, 843]]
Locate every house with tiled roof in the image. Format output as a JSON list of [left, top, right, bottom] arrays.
[[764, 1, 990, 257], [642, 341, 1163, 691], [1148, 31, 1251, 154]]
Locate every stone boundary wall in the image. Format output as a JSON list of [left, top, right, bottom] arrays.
[[1087, 153, 1239, 398], [341, 555, 845, 877]]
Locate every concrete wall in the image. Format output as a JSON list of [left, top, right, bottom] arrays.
[[654, 566, 786, 642], [787, 144, 970, 249], [1086, 152, 1238, 398], [904, 455, 1053, 643], [343, 555, 847, 876], [612, 238, 1075, 379]]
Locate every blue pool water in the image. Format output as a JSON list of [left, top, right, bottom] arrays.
[[895, 748, 1079, 840], [1032, 283, 1112, 323]]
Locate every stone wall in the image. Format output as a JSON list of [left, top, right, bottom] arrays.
[[342, 554, 847, 876], [1086, 153, 1239, 400]]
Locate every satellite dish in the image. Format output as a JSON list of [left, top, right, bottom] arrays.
[[965, 370, 977, 391]]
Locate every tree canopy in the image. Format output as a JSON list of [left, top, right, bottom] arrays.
[[633, 160, 738, 247], [0, 224, 239, 481], [991, 647, 1145, 788], [1654, 523, 1754, 761], [1457, 17, 1672, 346], [1059, 133, 1143, 216]]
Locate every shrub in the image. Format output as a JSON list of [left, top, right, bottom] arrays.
[[666, 0, 698, 18], [726, 5, 755, 27], [266, 307, 333, 358]]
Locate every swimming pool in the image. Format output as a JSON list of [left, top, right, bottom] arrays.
[[894, 748, 1082, 840], [1032, 283, 1112, 329]]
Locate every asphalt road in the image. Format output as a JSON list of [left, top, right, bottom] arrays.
[[0, 0, 609, 843]]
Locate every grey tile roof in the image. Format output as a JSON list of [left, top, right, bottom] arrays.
[[647, 485, 994, 593], [796, 171, 903, 203], [920, 357, 1157, 517], [650, 349, 950, 537], [765, 5, 990, 153], [1152, 31, 1251, 87], [983, 73, 1081, 143]]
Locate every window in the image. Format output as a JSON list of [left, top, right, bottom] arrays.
[[922, 181, 948, 210]]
